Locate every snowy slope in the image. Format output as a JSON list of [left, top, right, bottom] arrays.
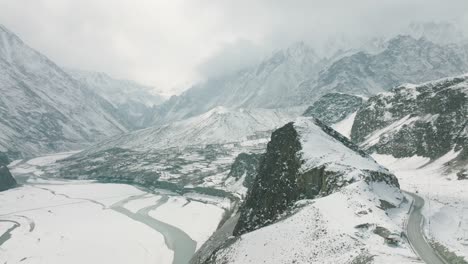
[[203, 117, 416, 264], [82, 107, 298, 153], [68, 70, 166, 128], [0, 25, 128, 158]]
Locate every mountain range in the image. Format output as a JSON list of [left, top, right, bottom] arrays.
[[0, 25, 165, 159], [149, 35, 468, 126]]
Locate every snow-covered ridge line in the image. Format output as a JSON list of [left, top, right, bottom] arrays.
[[0, 25, 132, 158]]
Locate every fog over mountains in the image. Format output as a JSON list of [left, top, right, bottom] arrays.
[[149, 33, 468, 126]]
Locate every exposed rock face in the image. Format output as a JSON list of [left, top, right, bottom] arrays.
[[0, 152, 9, 166], [233, 118, 399, 236], [226, 153, 262, 189], [351, 75, 468, 161], [303, 93, 364, 125], [0, 165, 16, 192], [233, 123, 302, 235]]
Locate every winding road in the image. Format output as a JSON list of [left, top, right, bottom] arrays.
[[406, 192, 449, 264]]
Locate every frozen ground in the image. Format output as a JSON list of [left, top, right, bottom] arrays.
[[0, 152, 226, 264], [0, 182, 173, 264], [210, 180, 418, 264], [374, 152, 468, 260]]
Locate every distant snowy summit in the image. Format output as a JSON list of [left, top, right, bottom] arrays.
[[151, 35, 468, 126], [68, 69, 165, 128]]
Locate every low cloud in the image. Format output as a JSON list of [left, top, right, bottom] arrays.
[[0, 0, 467, 93]]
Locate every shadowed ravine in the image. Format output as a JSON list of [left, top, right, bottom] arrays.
[[0, 220, 20, 246], [111, 194, 197, 264]]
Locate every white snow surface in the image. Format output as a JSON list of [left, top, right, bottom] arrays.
[[331, 111, 357, 139], [0, 182, 174, 264], [295, 117, 385, 174], [1, 153, 228, 264], [374, 152, 468, 259], [148, 196, 225, 249]]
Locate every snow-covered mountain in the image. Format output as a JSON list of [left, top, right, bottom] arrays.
[[68, 70, 166, 128], [82, 107, 298, 152], [151, 36, 468, 126], [46, 107, 299, 193], [298, 35, 468, 100], [351, 74, 467, 176], [406, 21, 467, 46], [148, 42, 323, 125], [200, 117, 414, 263], [0, 25, 129, 158]]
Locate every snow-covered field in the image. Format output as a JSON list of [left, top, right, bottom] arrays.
[[0, 182, 174, 264], [374, 152, 468, 259], [0, 152, 226, 264]]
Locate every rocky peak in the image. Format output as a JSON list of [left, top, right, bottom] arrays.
[[233, 117, 398, 236]]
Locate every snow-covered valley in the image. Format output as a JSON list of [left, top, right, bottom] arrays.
[[0, 153, 226, 264], [0, 13, 467, 264]]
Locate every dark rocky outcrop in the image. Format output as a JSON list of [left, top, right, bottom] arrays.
[[233, 120, 399, 236], [303, 93, 364, 125], [233, 123, 302, 235], [0, 152, 9, 166], [0, 165, 16, 192], [226, 153, 262, 189]]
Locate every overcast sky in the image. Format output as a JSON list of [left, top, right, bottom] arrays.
[[1, 0, 467, 94]]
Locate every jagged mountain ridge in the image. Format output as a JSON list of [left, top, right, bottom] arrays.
[[151, 35, 468, 126], [0, 25, 131, 158], [68, 70, 166, 129], [297, 36, 468, 102], [148, 42, 324, 125]]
